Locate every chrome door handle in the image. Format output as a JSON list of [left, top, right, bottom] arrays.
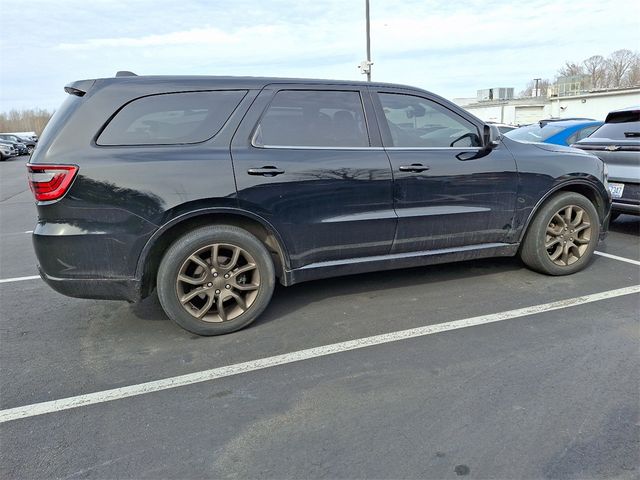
[[398, 164, 430, 173], [247, 166, 285, 176]]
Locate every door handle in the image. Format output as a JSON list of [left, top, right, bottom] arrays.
[[398, 164, 430, 173], [247, 166, 285, 176]]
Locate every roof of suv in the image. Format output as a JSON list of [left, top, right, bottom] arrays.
[[64, 74, 439, 100], [73, 74, 419, 90]]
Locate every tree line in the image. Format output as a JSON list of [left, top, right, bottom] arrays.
[[0, 109, 53, 135], [521, 49, 639, 96]]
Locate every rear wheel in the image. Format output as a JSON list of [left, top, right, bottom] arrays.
[[520, 192, 599, 275], [157, 225, 275, 335]]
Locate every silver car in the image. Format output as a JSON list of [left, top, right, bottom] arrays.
[[573, 106, 640, 219]]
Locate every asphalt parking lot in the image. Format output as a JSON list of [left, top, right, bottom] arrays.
[[1, 155, 639, 479]]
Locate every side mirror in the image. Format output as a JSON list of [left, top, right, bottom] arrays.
[[483, 124, 501, 149]]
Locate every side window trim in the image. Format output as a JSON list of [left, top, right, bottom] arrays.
[[250, 88, 374, 150], [371, 89, 482, 149]]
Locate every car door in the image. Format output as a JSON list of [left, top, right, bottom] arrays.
[[231, 85, 396, 269], [370, 88, 518, 253]]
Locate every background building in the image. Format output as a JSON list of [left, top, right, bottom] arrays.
[[454, 86, 640, 125]]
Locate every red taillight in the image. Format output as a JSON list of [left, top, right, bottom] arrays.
[[27, 164, 78, 202]]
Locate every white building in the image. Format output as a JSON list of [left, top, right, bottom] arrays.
[[453, 87, 640, 125]]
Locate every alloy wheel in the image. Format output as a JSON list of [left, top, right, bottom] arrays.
[[545, 205, 592, 266], [175, 243, 260, 322]]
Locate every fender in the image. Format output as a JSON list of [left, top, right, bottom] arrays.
[[517, 176, 610, 243], [134, 206, 291, 280]]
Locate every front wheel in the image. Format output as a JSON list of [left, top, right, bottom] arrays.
[[157, 225, 276, 335], [520, 192, 600, 275]]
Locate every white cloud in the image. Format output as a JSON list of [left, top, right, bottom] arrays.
[[1, 0, 638, 110]]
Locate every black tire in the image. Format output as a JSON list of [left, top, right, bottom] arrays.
[[520, 192, 600, 275], [157, 225, 276, 335]]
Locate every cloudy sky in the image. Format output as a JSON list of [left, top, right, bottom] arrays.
[[1, 0, 638, 111]]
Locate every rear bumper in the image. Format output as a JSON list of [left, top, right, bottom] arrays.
[[611, 181, 639, 215], [38, 266, 142, 302], [612, 202, 640, 215]]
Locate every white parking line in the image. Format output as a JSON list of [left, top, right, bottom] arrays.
[[0, 275, 40, 284], [0, 284, 637, 424], [594, 251, 640, 266]]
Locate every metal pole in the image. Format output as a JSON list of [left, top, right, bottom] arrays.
[[366, 0, 371, 81]]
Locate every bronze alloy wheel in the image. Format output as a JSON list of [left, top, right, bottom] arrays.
[[545, 205, 592, 266], [175, 243, 260, 322]]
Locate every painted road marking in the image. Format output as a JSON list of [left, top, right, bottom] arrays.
[[0, 284, 638, 424], [594, 251, 640, 267], [0, 275, 40, 284]]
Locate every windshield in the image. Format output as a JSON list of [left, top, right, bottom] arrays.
[[505, 123, 564, 142]]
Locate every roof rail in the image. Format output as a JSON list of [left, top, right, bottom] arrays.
[[539, 117, 595, 127], [115, 71, 137, 77]]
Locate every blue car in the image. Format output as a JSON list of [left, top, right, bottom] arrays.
[[505, 118, 603, 146]]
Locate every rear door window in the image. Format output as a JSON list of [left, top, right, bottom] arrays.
[[252, 90, 369, 148], [98, 90, 247, 145]]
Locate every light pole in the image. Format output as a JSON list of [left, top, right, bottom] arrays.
[[533, 78, 542, 97], [366, 0, 371, 81], [358, 0, 373, 81]]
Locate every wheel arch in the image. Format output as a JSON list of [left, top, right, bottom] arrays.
[[136, 208, 290, 298], [518, 179, 609, 243]]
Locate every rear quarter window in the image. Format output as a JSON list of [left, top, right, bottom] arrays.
[[97, 90, 247, 146]]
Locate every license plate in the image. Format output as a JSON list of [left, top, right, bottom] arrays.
[[608, 183, 624, 199]]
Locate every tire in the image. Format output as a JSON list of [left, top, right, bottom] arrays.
[[520, 192, 600, 275], [157, 225, 276, 335]]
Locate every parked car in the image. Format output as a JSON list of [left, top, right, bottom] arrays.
[[0, 134, 29, 155], [573, 106, 640, 219], [28, 74, 611, 335], [0, 142, 17, 160], [505, 118, 603, 146], [4, 131, 39, 142], [486, 122, 518, 134]]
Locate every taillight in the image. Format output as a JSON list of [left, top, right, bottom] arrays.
[[27, 164, 78, 201]]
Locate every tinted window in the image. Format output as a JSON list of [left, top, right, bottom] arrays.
[[567, 125, 600, 145], [378, 93, 480, 147], [98, 91, 247, 145], [505, 123, 564, 142], [253, 90, 369, 147], [589, 121, 640, 141]]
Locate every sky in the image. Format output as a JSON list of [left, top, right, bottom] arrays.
[[1, 0, 638, 111]]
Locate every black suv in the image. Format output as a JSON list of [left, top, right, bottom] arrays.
[[28, 74, 611, 335], [573, 106, 640, 219]]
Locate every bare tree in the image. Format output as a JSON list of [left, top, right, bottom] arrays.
[[0, 109, 53, 135], [558, 61, 585, 77], [583, 55, 606, 89], [606, 49, 636, 87], [625, 58, 640, 87]]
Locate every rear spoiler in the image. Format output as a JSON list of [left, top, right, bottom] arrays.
[[64, 79, 96, 97], [64, 71, 137, 97]]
